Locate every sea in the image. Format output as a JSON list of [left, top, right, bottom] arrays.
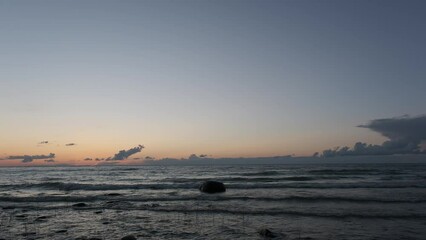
[[0, 163, 426, 239]]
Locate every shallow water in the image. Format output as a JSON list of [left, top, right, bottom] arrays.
[[0, 164, 426, 239]]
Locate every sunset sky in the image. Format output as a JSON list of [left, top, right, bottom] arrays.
[[1, 0, 425, 166]]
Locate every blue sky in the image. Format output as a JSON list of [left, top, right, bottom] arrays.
[[1, 0, 425, 164]]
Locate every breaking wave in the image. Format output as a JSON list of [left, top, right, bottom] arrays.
[[0, 195, 425, 204], [2, 203, 425, 220], [1, 181, 426, 191]]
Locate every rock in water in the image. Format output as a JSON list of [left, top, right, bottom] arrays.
[[106, 193, 121, 196], [72, 203, 87, 208], [199, 181, 226, 193], [258, 228, 276, 238], [121, 235, 137, 240], [2, 206, 15, 210]]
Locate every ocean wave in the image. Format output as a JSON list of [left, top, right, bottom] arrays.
[[227, 182, 426, 189], [308, 169, 377, 174], [0, 182, 197, 191], [4, 203, 424, 220], [162, 176, 344, 183], [307, 168, 404, 176], [0, 194, 425, 204], [144, 207, 426, 220], [240, 171, 283, 176], [1, 181, 426, 191], [222, 176, 326, 181]]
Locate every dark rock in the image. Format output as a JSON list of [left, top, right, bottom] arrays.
[[199, 181, 226, 193], [94, 210, 103, 214], [121, 235, 137, 240], [75, 236, 102, 240], [72, 203, 87, 208], [258, 228, 276, 238], [56, 229, 68, 233], [2, 206, 15, 210], [106, 193, 121, 196], [35, 216, 49, 221]]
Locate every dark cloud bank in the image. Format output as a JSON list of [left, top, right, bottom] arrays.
[[141, 115, 426, 165], [321, 115, 426, 157], [140, 154, 426, 165], [7, 153, 55, 163]]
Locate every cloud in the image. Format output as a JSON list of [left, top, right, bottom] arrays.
[[7, 153, 55, 163], [107, 145, 144, 161], [145, 156, 155, 160], [38, 141, 49, 144], [185, 154, 212, 160], [187, 154, 210, 160], [322, 115, 426, 157], [84, 158, 92, 161], [44, 159, 55, 163], [358, 115, 426, 144], [95, 158, 104, 161], [65, 143, 76, 146]]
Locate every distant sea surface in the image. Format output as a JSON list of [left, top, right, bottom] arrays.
[[1, 163, 426, 239]]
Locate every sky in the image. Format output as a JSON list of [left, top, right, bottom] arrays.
[[1, 0, 425, 166]]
